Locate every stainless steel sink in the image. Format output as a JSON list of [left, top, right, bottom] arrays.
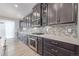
[[32, 33, 44, 35]]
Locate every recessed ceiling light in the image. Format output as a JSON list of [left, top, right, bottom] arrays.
[[14, 4, 18, 8]]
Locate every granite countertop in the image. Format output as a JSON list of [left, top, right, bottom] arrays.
[[28, 33, 79, 45], [19, 31, 79, 45]]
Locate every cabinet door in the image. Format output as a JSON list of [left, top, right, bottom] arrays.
[[19, 21, 26, 30], [32, 7, 37, 21], [23, 35, 28, 45], [32, 4, 41, 27], [48, 3, 59, 25], [19, 21, 23, 30], [59, 3, 76, 23], [41, 3, 48, 26], [29, 14, 32, 27], [37, 37, 43, 55], [36, 4, 41, 19], [32, 7, 37, 27], [26, 13, 32, 27]]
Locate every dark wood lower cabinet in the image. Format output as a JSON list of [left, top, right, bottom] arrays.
[[18, 34, 79, 56], [43, 51, 55, 56], [42, 38, 79, 56], [22, 35, 28, 45], [44, 38, 76, 52], [44, 43, 75, 56], [18, 33, 28, 45], [37, 37, 43, 55]]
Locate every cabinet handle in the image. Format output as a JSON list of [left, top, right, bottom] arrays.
[[30, 38, 35, 41], [51, 49, 58, 52], [51, 42, 58, 45]]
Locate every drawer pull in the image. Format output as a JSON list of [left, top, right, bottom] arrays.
[[51, 49, 58, 52], [51, 42, 58, 45]]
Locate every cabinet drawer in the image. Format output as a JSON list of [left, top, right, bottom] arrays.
[[43, 51, 55, 56], [75, 45, 79, 55], [44, 38, 76, 52], [44, 43, 75, 56]]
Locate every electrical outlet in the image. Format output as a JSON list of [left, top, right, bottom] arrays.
[[67, 28, 72, 33]]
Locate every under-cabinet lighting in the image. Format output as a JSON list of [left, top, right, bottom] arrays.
[[14, 4, 18, 8]]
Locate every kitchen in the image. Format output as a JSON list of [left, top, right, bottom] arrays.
[[0, 3, 79, 56], [17, 3, 79, 56]]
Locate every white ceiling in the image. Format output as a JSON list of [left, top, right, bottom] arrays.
[[0, 3, 36, 20]]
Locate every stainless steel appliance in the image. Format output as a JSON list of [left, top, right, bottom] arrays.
[[28, 36, 37, 52]]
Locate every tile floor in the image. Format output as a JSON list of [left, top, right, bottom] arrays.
[[0, 38, 39, 56]]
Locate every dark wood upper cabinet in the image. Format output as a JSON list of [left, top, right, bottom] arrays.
[[48, 3, 59, 25], [19, 21, 22, 30], [19, 20, 27, 31], [36, 4, 41, 19], [47, 3, 78, 25], [59, 3, 78, 24], [28, 13, 32, 27], [32, 4, 42, 27], [32, 7, 37, 21], [22, 3, 78, 27], [25, 13, 33, 27], [41, 3, 48, 26], [26, 16, 30, 27]]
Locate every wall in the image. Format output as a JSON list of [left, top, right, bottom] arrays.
[[0, 19, 15, 39], [44, 23, 78, 39], [5, 21, 15, 39], [14, 20, 20, 39], [0, 22, 5, 38]]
